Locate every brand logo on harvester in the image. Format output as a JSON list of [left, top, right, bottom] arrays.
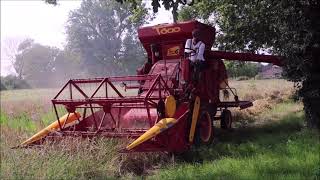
[[167, 46, 180, 56], [153, 26, 181, 35]]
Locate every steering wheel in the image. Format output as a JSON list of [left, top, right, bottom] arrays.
[[184, 47, 197, 57]]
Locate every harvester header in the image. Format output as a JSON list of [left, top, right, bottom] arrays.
[[19, 20, 282, 153]]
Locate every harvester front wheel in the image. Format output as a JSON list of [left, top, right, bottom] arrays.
[[221, 109, 232, 129], [195, 111, 214, 146]]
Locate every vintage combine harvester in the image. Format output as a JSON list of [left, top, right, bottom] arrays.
[[20, 20, 282, 153]]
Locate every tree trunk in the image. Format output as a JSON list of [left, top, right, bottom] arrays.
[[302, 74, 320, 129], [304, 97, 320, 129]]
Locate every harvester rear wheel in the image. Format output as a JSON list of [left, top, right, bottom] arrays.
[[221, 109, 232, 129], [195, 111, 214, 146]]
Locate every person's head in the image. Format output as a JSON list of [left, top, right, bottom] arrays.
[[192, 29, 201, 42]]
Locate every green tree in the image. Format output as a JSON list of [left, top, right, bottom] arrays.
[[225, 61, 259, 78], [66, 0, 150, 76], [116, 0, 196, 22], [1, 75, 30, 90], [50, 50, 83, 86], [179, 0, 320, 128], [14, 40, 80, 88], [15, 40, 57, 87], [0, 80, 7, 91], [45, 0, 194, 23], [13, 39, 34, 79]]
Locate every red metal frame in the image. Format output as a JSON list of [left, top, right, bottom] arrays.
[[51, 74, 171, 136]]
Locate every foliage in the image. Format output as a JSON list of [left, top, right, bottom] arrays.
[[12, 39, 34, 79], [224, 61, 259, 78], [0, 81, 7, 91], [14, 39, 81, 88], [178, 1, 216, 24], [46, 0, 194, 11], [117, 0, 197, 22], [178, 0, 320, 128], [66, 0, 150, 77], [0, 75, 31, 90], [44, 0, 57, 5]]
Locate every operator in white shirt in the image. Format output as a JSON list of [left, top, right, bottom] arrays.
[[184, 29, 206, 84]]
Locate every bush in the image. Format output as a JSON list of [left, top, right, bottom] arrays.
[[225, 62, 259, 78], [236, 76, 249, 81], [255, 74, 263, 80], [1, 75, 31, 90], [0, 81, 7, 91]]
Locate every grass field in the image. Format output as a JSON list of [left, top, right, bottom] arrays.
[[1, 79, 319, 179]]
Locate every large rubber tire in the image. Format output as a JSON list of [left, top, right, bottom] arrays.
[[221, 109, 232, 129], [195, 111, 215, 146]]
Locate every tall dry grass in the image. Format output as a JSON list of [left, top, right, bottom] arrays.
[[1, 124, 170, 179], [0, 87, 169, 178], [226, 79, 296, 127]]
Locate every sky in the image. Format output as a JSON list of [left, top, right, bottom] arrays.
[[0, 0, 172, 76]]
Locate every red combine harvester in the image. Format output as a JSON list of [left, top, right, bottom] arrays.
[[20, 21, 282, 153]]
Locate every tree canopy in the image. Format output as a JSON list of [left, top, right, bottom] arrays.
[[14, 39, 80, 88], [46, 0, 194, 22], [179, 0, 320, 128], [5, 0, 151, 89], [66, 0, 150, 76], [0, 75, 30, 90], [224, 61, 259, 78]]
